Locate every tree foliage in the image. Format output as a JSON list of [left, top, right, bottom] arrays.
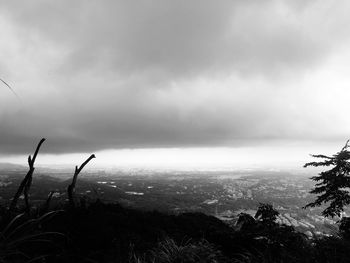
[[304, 140, 350, 217], [255, 203, 279, 223]]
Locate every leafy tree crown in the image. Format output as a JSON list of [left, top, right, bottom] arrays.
[[304, 140, 350, 217]]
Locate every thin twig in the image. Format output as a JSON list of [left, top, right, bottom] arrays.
[[0, 78, 21, 101]]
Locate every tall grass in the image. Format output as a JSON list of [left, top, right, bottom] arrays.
[[131, 237, 227, 263], [0, 211, 65, 262]]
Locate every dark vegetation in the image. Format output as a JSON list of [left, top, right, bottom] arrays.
[[2, 139, 350, 262], [304, 140, 350, 217]]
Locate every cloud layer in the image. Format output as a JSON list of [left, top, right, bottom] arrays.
[[1, 0, 350, 155]]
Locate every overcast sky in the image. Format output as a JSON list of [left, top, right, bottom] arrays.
[[1, 0, 350, 168]]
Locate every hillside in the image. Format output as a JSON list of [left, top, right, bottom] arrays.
[[1, 199, 350, 263]]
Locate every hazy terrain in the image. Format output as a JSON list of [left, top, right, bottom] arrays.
[[0, 164, 339, 237]]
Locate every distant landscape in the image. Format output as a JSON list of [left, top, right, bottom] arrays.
[[1, 140, 350, 262], [0, 164, 339, 237]]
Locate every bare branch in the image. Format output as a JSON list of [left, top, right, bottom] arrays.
[[67, 154, 96, 207], [30, 138, 46, 167], [9, 138, 46, 213]]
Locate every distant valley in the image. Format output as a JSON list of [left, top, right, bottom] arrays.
[[0, 165, 340, 237]]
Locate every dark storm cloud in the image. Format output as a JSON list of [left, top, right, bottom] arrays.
[[1, 0, 332, 77], [0, 90, 263, 154], [0, 0, 349, 154]]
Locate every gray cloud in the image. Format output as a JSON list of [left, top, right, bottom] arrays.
[[1, 0, 340, 78], [0, 0, 350, 155]]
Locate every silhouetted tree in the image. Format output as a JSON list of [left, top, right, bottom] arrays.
[[304, 140, 350, 217], [255, 203, 279, 224]]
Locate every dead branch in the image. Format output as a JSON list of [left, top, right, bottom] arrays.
[[9, 138, 46, 213], [67, 154, 96, 207]]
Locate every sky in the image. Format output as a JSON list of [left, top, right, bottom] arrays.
[[0, 0, 350, 169]]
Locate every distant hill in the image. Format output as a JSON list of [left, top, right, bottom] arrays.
[[0, 162, 26, 171]]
